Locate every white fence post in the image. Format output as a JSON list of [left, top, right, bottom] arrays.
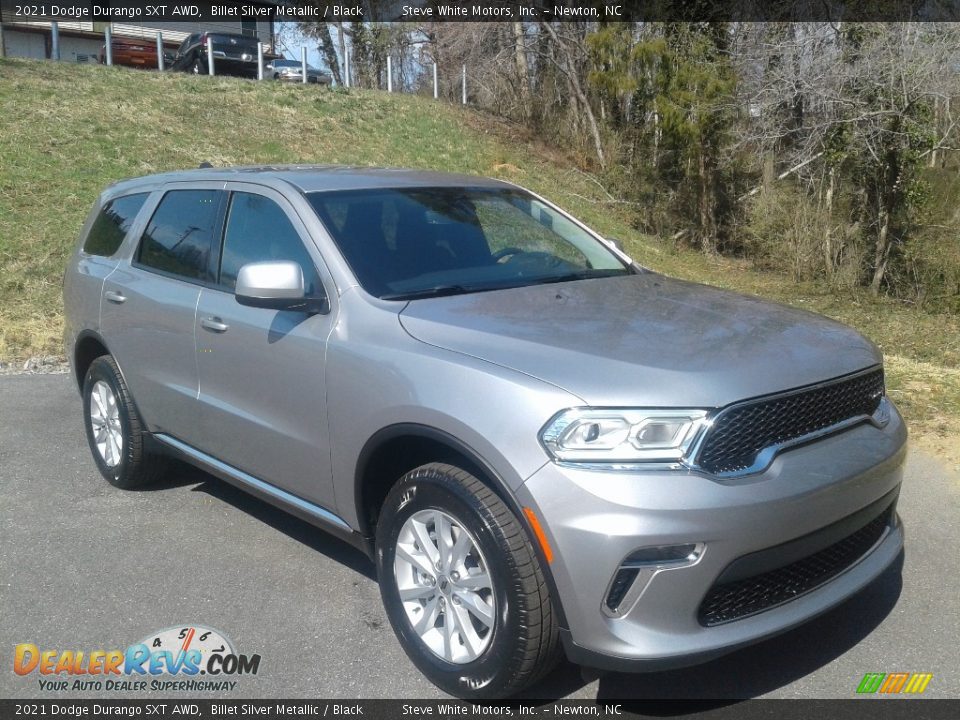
[[433, 62, 438, 99], [207, 35, 214, 76], [301, 46, 307, 84], [387, 56, 392, 92], [257, 42, 264, 81], [344, 51, 350, 88], [104, 26, 113, 65], [51, 22, 60, 61], [156, 32, 164, 71], [461, 64, 466, 105]]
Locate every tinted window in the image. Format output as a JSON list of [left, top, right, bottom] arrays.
[[83, 193, 148, 257], [219, 192, 321, 295], [137, 190, 220, 282]]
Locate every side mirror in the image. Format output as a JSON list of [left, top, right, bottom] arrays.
[[235, 261, 327, 314]]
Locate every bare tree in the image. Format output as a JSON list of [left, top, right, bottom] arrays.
[[537, 21, 605, 167], [736, 22, 960, 291]]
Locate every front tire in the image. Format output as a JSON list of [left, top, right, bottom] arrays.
[[82, 355, 167, 489], [376, 463, 560, 698]]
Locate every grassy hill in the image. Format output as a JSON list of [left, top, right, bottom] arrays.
[[1, 57, 957, 464]]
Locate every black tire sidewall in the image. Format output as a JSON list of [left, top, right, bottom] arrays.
[[82, 359, 135, 487], [376, 470, 524, 698]]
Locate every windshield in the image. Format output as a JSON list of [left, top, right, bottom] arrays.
[[307, 187, 631, 299]]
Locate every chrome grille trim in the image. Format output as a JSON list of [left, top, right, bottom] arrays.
[[687, 367, 886, 477]]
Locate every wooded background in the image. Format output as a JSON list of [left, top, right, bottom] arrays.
[[295, 20, 960, 310]]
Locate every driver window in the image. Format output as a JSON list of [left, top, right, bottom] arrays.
[[219, 192, 322, 295]]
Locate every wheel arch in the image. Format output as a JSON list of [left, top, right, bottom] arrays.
[[73, 330, 112, 391], [72, 332, 146, 437], [354, 423, 568, 629]]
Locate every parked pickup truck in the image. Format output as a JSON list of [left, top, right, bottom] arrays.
[[170, 32, 262, 78]]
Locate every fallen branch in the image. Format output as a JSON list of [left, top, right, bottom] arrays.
[[738, 151, 825, 201]]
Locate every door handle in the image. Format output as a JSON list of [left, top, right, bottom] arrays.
[[104, 290, 126, 304], [201, 316, 229, 333]]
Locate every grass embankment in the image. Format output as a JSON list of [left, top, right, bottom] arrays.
[[1, 58, 957, 465]]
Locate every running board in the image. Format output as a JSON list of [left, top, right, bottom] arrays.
[[153, 433, 370, 555]]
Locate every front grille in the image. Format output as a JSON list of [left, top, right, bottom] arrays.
[[698, 504, 892, 626], [696, 368, 885, 475]]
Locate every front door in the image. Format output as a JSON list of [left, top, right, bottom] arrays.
[[193, 185, 337, 511]]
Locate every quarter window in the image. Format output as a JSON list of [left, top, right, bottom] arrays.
[[219, 192, 321, 295], [83, 193, 148, 257], [136, 190, 221, 282]]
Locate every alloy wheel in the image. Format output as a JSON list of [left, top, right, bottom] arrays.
[[394, 509, 496, 664], [89, 380, 123, 467]]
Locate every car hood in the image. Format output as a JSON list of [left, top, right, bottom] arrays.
[[397, 273, 881, 408]]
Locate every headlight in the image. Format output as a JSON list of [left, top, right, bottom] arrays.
[[540, 408, 710, 465]]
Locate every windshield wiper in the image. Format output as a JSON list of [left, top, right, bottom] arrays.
[[380, 285, 475, 301], [382, 270, 629, 300], [532, 269, 630, 285]]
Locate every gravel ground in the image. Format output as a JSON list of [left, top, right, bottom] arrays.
[[0, 355, 70, 375]]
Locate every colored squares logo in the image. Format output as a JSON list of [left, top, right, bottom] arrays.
[[856, 672, 933, 695]]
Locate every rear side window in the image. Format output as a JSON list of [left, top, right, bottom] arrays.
[[136, 190, 221, 283], [83, 193, 148, 257], [219, 192, 321, 295]]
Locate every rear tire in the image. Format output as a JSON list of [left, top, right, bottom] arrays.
[[376, 463, 560, 698], [82, 355, 167, 489]]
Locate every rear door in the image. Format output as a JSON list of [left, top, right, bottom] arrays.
[[101, 184, 226, 439], [193, 184, 338, 510], [64, 192, 151, 354]]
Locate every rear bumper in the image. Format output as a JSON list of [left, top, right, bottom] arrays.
[[516, 404, 907, 671], [207, 53, 258, 76]]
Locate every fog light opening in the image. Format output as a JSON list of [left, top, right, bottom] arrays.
[[604, 568, 640, 613]]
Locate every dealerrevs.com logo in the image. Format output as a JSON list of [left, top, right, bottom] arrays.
[[14, 625, 261, 692]]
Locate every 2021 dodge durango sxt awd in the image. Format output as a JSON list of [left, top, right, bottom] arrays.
[[63, 166, 907, 698]]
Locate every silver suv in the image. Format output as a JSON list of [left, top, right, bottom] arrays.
[[64, 167, 907, 698]]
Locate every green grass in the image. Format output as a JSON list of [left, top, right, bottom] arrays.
[[1, 57, 957, 464]]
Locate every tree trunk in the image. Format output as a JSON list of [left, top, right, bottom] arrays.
[[316, 23, 342, 86], [337, 22, 348, 86], [762, 152, 775, 192], [698, 146, 716, 253], [823, 166, 836, 277], [870, 205, 891, 294], [512, 22, 531, 115]]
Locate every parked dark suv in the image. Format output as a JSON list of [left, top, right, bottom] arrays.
[[63, 166, 907, 698], [170, 32, 262, 78]]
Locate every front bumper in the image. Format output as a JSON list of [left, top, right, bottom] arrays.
[[516, 405, 907, 671]]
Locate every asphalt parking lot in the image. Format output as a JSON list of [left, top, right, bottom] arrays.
[[1, 373, 958, 701]]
